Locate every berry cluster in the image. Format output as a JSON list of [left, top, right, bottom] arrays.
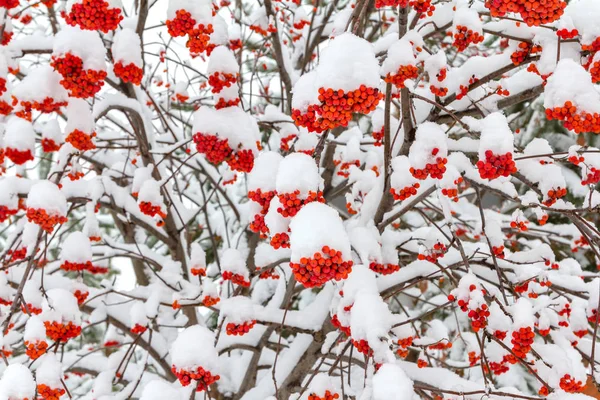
[[352, 339, 373, 357], [511, 42, 541, 66], [166, 10, 196, 37], [5, 147, 34, 165], [511, 326, 534, 358], [453, 26, 484, 51], [187, 25, 215, 57], [222, 271, 251, 287], [489, 360, 510, 375], [546, 101, 600, 134], [114, 62, 143, 85], [308, 390, 340, 400], [0, 206, 17, 223], [139, 201, 167, 221], [543, 187, 567, 206], [64, 0, 123, 32], [331, 314, 351, 336], [290, 246, 353, 288], [477, 150, 517, 180], [372, 127, 384, 146], [277, 190, 325, 218], [208, 72, 238, 93], [270, 232, 290, 249], [256, 266, 279, 280], [41, 138, 62, 153], [131, 324, 147, 335], [384, 65, 418, 89], [15, 98, 68, 121], [485, 0, 566, 26], [60, 260, 94, 272], [448, 287, 489, 332], [25, 340, 48, 360], [44, 321, 82, 342], [410, 148, 447, 179], [215, 97, 241, 110], [492, 245, 505, 259], [557, 28, 578, 40], [395, 336, 413, 358], [411, 0, 434, 16], [172, 365, 220, 391], [510, 219, 528, 231], [52, 54, 107, 98], [418, 242, 447, 263], [292, 86, 382, 133], [203, 295, 220, 307], [582, 167, 600, 186], [193, 133, 232, 165], [37, 384, 66, 400], [369, 261, 400, 275], [226, 320, 256, 336], [27, 208, 68, 233], [456, 76, 479, 100], [559, 375, 584, 393], [73, 289, 89, 305], [65, 130, 97, 152], [227, 148, 255, 173]]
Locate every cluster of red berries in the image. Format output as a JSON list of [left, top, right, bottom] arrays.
[[131, 324, 147, 335], [453, 26, 484, 51], [203, 295, 220, 307], [543, 187, 567, 206], [546, 101, 600, 134], [277, 190, 325, 218], [193, 133, 232, 165], [52, 54, 107, 98], [227, 148, 255, 173], [37, 384, 66, 400], [510, 219, 528, 231], [5, 147, 34, 165], [375, 0, 408, 7], [395, 336, 412, 358], [21, 302, 42, 315], [226, 320, 256, 336], [308, 390, 340, 400], [331, 314, 351, 336], [44, 321, 82, 342], [215, 97, 241, 110], [114, 62, 143, 85], [369, 261, 400, 275], [489, 360, 510, 375], [485, 0, 566, 26], [25, 340, 48, 360], [187, 25, 215, 57], [492, 245, 505, 259], [256, 266, 279, 280], [582, 167, 600, 186], [270, 232, 290, 249], [557, 28, 578, 40], [559, 375, 584, 393], [248, 188, 275, 235], [448, 287, 489, 332], [208, 72, 238, 93], [0, 0, 19, 8], [0, 205, 18, 223], [139, 201, 167, 221], [334, 160, 360, 178], [60, 260, 95, 272], [73, 289, 89, 305], [384, 65, 418, 89], [457, 76, 479, 100], [352, 339, 373, 357], [249, 214, 269, 238], [172, 366, 220, 391], [64, 0, 123, 33], [27, 208, 68, 233], [290, 246, 353, 288], [279, 133, 296, 151], [222, 271, 251, 287], [511, 42, 541, 66], [477, 150, 517, 180], [249, 24, 276, 37], [166, 10, 197, 37], [372, 127, 384, 146], [441, 180, 462, 202], [292, 86, 382, 133], [41, 138, 62, 153], [417, 242, 447, 263], [410, 152, 447, 180], [511, 326, 534, 358], [6, 247, 26, 263], [410, 0, 434, 16], [589, 59, 600, 84], [14, 98, 68, 121]]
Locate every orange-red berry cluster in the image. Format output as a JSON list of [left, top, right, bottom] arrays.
[[226, 320, 256, 336], [270, 232, 290, 249], [582, 167, 600, 186], [193, 133, 232, 165], [511, 326, 534, 358], [187, 25, 214, 56], [369, 261, 400, 275], [546, 101, 600, 134], [292, 85, 382, 133], [277, 190, 325, 218], [557, 28, 578, 40], [290, 246, 353, 288], [60, 260, 94, 272], [41, 138, 62, 153], [51, 54, 107, 98], [511, 42, 541, 65], [15, 98, 68, 121], [203, 295, 220, 307], [114, 62, 143, 85], [166, 9, 196, 37], [352, 339, 373, 357], [37, 383, 66, 400], [172, 365, 220, 391], [418, 242, 447, 263], [485, 0, 566, 26], [5, 147, 34, 165], [510, 220, 528, 231], [73, 289, 89, 305], [489, 360, 509, 375], [410, 148, 447, 179], [559, 375, 584, 393], [0, 205, 18, 223], [372, 127, 384, 146], [308, 390, 340, 400], [543, 187, 567, 206], [215, 97, 240, 109], [477, 150, 517, 180], [27, 208, 68, 233], [64, 0, 123, 33], [453, 26, 484, 51], [131, 323, 147, 335], [208, 72, 238, 93], [44, 320, 82, 342], [222, 271, 251, 287], [331, 314, 351, 336], [492, 245, 505, 259], [375, 0, 408, 6], [139, 201, 167, 220], [0, 0, 19, 8], [411, 0, 434, 16], [384, 65, 418, 89], [25, 340, 48, 360]]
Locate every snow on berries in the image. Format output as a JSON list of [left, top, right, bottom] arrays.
[[137, 179, 167, 227], [408, 122, 448, 180], [292, 33, 382, 133], [248, 151, 282, 237], [24, 316, 48, 360], [4, 117, 34, 165], [170, 325, 220, 391], [36, 354, 66, 400], [372, 364, 415, 400], [0, 364, 36, 400], [192, 106, 260, 172], [448, 274, 490, 332], [544, 59, 600, 134], [64, 0, 123, 33], [207, 46, 239, 93], [221, 248, 251, 287], [41, 288, 82, 343], [275, 152, 324, 218], [52, 27, 107, 98], [476, 113, 517, 180], [26, 181, 68, 233], [381, 39, 418, 89], [390, 156, 420, 201], [167, 0, 214, 56], [60, 231, 96, 272], [112, 28, 144, 85], [65, 99, 97, 152], [510, 298, 536, 359], [221, 296, 257, 336], [425, 51, 448, 97], [189, 242, 207, 277], [41, 120, 64, 153], [12, 66, 68, 121], [452, 7, 484, 52], [307, 375, 341, 400], [288, 202, 352, 287]]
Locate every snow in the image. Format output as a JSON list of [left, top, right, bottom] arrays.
[[0, 364, 35, 400], [61, 231, 93, 263], [138, 179, 164, 206], [65, 98, 95, 135], [289, 202, 351, 262], [275, 153, 322, 196], [112, 28, 143, 66], [221, 248, 249, 277], [35, 354, 63, 388], [479, 112, 514, 157], [220, 296, 256, 324], [408, 122, 448, 170], [381, 39, 416, 76], [42, 288, 82, 324], [372, 363, 415, 400], [207, 46, 238, 75], [170, 325, 219, 371], [26, 181, 67, 216], [544, 59, 600, 113], [248, 151, 282, 192], [13, 65, 68, 103], [4, 117, 35, 152], [41, 120, 63, 145], [167, 0, 213, 26], [140, 380, 183, 400], [193, 106, 260, 153], [53, 26, 107, 71]]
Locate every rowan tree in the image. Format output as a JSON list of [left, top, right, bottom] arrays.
[[0, 0, 600, 399]]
